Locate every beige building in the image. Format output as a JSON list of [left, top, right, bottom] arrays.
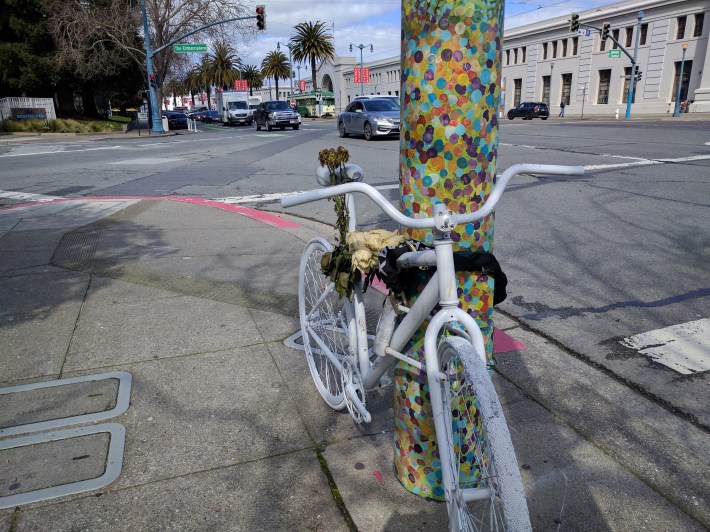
[[256, 0, 708, 116]]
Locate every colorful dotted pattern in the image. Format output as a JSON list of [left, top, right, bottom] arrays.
[[395, 0, 503, 500]]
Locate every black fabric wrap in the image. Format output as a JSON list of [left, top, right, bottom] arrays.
[[376, 243, 508, 305]]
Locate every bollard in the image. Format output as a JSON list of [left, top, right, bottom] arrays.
[[615, 109, 620, 119], [394, 0, 504, 500]]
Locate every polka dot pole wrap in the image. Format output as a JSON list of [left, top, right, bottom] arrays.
[[394, 0, 504, 500]]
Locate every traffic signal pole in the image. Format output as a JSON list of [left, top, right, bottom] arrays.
[[139, 1, 265, 134], [140, 0, 163, 134], [625, 11, 644, 120], [574, 11, 644, 119]]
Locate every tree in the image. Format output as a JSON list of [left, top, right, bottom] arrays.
[[241, 65, 263, 96], [261, 50, 289, 100], [44, 0, 254, 111], [0, 0, 58, 97], [290, 21, 335, 92], [208, 41, 242, 90]]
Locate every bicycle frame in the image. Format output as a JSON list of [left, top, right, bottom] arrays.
[[283, 163, 584, 420]]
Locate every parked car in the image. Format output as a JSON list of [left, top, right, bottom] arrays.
[[338, 98, 400, 140], [507, 102, 550, 120], [202, 110, 220, 123], [354, 95, 400, 106], [163, 110, 188, 130], [253, 100, 301, 131]]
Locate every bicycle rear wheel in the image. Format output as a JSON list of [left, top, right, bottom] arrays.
[[437, 336, 531, 531], [298, 238, 355, 410]]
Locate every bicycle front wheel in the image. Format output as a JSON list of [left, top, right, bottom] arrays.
[[298, 238, 355, 410], [438, 336, 531, 532]]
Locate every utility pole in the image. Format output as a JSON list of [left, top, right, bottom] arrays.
[[350, 43, 373, 96], [673, 42, 689, 117]]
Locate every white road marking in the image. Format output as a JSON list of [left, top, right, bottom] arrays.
[[109, 157, 184, 165], [0, 146, 122, 158], [0, 190, 63, 202], [620, 318, 710, 374]]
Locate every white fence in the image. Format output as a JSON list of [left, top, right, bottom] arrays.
[[0, 97, 57, 122]]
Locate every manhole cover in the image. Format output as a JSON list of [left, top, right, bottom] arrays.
[[0, 371, 132, 437], [0, 423, 125, 509]]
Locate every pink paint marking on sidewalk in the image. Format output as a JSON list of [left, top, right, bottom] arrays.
[[365, 274, 526, 353], [0, 195, 301, 229]]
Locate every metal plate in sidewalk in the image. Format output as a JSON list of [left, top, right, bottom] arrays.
[[0, 371, 132, 437], [0, 423, 126, 509]]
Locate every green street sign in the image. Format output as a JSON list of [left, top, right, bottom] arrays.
[[608, 49, 621, 58], [173, 43, 208, 53]]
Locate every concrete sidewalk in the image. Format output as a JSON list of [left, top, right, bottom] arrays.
[[0, 197, 707, 531]]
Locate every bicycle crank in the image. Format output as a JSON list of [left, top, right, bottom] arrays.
[[341, 359, 371, 424]]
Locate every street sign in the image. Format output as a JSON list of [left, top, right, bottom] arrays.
[[585, 28, 591, 37], [300, 80, 306, 92], [173, 43, 207, 53], [609, 49, 621, 58]]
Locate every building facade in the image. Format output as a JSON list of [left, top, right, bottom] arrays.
[[254, 0, 708, 117]]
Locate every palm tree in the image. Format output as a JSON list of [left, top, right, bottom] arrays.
[[290, 21, 335, 92], [261, 50, 290, 100], [208, 41, 242, 90], [241, 65, 264, 96]]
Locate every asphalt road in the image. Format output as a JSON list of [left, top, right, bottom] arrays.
[[1, 117, 709, 431]]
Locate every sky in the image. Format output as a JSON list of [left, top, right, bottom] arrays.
[[235, 0, 621, 71]]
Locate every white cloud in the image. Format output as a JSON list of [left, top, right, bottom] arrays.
[[235, 0, 616, 70]]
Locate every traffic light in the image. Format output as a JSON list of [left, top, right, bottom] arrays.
[[256, 5, 265, 30], [149, 73, 157, 89], [601, 22, 611, 41], [635, 70, 643, 82], [570, 13, 579, 33]]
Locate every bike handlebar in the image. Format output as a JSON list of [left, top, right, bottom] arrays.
[[281, 163, 584, 230]]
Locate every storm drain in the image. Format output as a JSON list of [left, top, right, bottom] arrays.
[[0, 423, 125, 509], [0, 371, 132, 437]]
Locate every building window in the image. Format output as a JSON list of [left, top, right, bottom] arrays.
[[542, 75, 551, 104], [597, 69, 611, 104], [542, 42, 548, 60], [622, 67, 637, 103], [562, 39, 568, 57], [612, 29, 620, 49], [514, 48, 518, 63], [600, 34, 607, 52], [573, 37, 579, 55], [522, 47, 526, 63], [625, 27, 633, 47], [671, 60, 693, 102], [561, 73, 572, 105], [640, 23, 648, 45], [505, 50, 510, 65], [694, 13, 704, 37], [677, 16, 686, 39], [514, 79, 522, 107]]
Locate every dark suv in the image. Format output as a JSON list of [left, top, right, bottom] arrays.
[[253, 100, 301, 131], [507, 102, 550, 120]]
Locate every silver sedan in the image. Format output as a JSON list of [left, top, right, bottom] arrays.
[[338, 99, 400, 140]]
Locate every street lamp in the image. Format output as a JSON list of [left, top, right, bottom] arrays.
[[673, 41, 688, 117], [276, 41, 294, 99], [350, 42, 373, 96]]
